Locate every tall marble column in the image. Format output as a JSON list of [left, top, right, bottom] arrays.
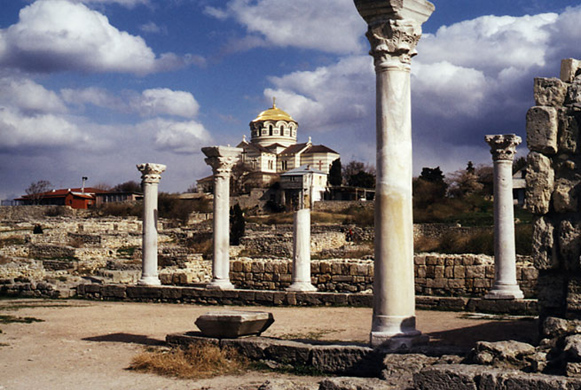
[[485, 134, 524, 300], [287, 180, 317, 292], [136, 163, 166, 286], [354, 0, 434, 349], [202, 146, 242, 290]]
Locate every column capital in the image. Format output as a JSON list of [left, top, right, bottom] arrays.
[[137, 163, 166, 184], [354, 0, 435, 70], [202, 146, 242, 179], [485, 134, 522, 161]]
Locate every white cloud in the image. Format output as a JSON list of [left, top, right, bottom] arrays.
[[61, 87, 122, 110], [0, 0, 181, 74], [411, 61, 487, 118], [61, 86, 200, 119], [137, 118, 212, 154], [139, 22, 166, 34], [0, 77, 67, 114], [418, 13, 558, 75], [0, 106, 89, 149], [132, 89, 200, 118], [206, 0, 367, 54], [70, 0, 151, 8], [264, 56, 374, 131]]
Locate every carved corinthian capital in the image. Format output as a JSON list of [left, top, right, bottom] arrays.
[[137, 163, 166, 184], [367, 19, 422, 69], [202, 146, 242, 179], [354, 0, 434, 70], [485, 134, 522, 161]]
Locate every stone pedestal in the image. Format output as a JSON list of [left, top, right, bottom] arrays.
[[485, 134, 524, 300], [354, 0, 434, 349], [136, 163, 166, 286], [287, 208, 317, 292], [202, 146, 242, 290]]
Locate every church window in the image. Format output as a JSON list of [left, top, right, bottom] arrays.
[[269, 125, 273, 136]]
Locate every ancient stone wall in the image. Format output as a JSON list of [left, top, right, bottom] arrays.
[[228, 254, 537, 297], [526, 59, 581, 320]]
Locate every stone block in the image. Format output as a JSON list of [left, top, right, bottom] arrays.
[[434, 266, 445, 279], [532, 216, 559, 270], [453, 266, 465, 279], [465, 266, 485, 279], [231, 261, 243, 272], [534, 77, 568, 107], [527, 106, 558, 155], [194, 310, 274, 338], [553, 179, 579, 213], [537, 271, 567, 313], [264, 339, 312, 365], [413, 364, 480, 390], [558, 113, 579, 154], [560, 219, 581, 270], [311, 345, 379, 376], [561, 58, 581, 83], [320, 261, 331, 274], [416, 266, 427, 278], [251, 261, 265, 273], [525, 152, 554, 215]]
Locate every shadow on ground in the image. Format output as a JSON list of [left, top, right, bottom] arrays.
[[83, 333, 165, 346], [427, 318, 538, 349]]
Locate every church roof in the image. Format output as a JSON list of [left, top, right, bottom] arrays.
[[281, 164, 326, 176], [251, 100, 296, 123], [304, 144, 339, 154], [243, 142, 275, 154], [280, 142, 309, 155]]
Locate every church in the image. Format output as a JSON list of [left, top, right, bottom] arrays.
[[236, 99, 340, 187]]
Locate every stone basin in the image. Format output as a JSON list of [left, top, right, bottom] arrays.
[[195, 310, 275, 338]]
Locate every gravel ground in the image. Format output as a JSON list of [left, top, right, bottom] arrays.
[[0, 298, 537, 390]]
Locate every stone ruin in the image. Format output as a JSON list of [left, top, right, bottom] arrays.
[[527, 58, 581, 323]]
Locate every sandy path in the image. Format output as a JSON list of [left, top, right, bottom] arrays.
[[0, 299, 537, 390]]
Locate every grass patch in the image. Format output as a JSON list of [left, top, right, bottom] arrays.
[[0, 315, 44, 324], [129, 343, 249, 379]]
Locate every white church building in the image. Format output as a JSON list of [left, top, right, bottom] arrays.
[[236, 100, 340, 187]]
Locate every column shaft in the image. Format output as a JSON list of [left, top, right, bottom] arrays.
[[287, 208, 316, 292], [485, 134, 523, 299], [202, 145, 241, 290], [371, 64, 419, 346], [210, 173, 234, 289], [137, 163, 166, 286]]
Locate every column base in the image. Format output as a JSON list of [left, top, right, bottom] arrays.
[[286, 282, 317, 292], [137, 276, 161, 286], [370, 331, 429, 350], [485, 286, 524, 300], [206, 279, 235, 290]]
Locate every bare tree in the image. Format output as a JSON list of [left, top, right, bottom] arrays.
[[25, 180, 53, 204]]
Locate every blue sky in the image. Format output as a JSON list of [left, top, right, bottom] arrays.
[[1, 0, 580, 200]]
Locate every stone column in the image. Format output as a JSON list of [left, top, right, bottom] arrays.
[[354, 0, 434, 349], [136, 163, 166, 286], [287, 182, 317, 292], [485, 134, 524, 300], [202, 146, 241, 290]]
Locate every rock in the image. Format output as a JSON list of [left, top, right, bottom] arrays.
[[561, 58, 581, 83], [381, 353, 437, 388], [564, 334, 581, 361], [525, 152, 554, 215], [553, 179, 579, 213], [318, 377, 392, 390], [559, 219, 581, 270], [532, 216, 558, 270], [194, 310, 274, 338], [258, 379, 317, 390], [535, 77, 568, 107], [566, 362, 581, 377], [542, 317, 581, 339], [527, 106, 559, 155], [558, 113, 579, 154], [468, 340, 536, 369]]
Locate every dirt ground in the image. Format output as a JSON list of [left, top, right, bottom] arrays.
[[0, 298, 537, 390]]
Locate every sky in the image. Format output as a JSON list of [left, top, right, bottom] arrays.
[[1, 0, 581, 200]]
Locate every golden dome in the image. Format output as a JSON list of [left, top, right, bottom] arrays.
[[251, 99, 296, 123]]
